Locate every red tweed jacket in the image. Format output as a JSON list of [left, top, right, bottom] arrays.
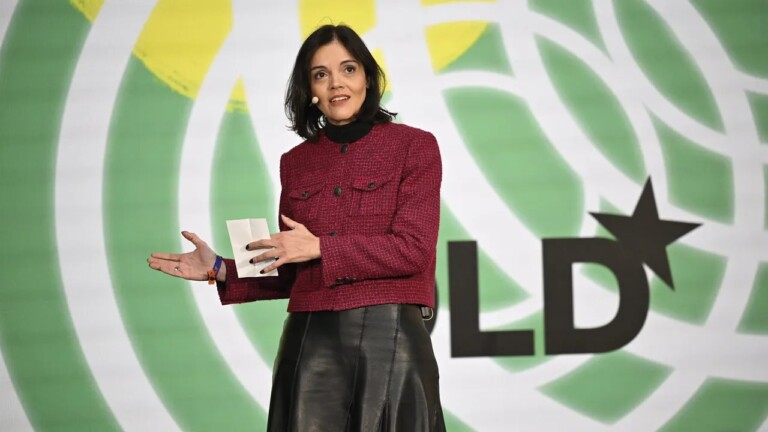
[[217, 122, 442, 312]]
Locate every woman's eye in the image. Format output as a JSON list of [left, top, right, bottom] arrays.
[[313, 71, 326, 80], [344, 65, 356, 73]]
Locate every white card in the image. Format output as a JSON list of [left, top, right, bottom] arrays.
[[225, 218, 278, 278]]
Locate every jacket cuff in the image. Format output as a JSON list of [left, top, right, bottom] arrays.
[[319, 236, 358, 287]]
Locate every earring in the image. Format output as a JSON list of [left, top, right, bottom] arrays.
[[310, 96, 319, 105]]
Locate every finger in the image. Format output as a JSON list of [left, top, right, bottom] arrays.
[[150, 252, 181, 261], [148, 257, 177, 269], [181, 231, 208, 248], [260, 259, 284, 274], [245, 239, 277, 251], [148, 259, 179, 276], [281, 214, 301, 230], [250, 250, 280, 264]]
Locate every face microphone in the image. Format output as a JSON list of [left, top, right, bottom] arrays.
[[310, 96, 319, 105]]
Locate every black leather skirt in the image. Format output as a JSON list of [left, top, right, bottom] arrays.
[[267, 304, 445, 432]]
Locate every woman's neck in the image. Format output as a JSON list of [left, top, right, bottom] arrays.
[[324, 120, 373, 143]]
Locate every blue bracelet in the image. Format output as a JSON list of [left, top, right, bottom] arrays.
[[208, 255, 223, 285]]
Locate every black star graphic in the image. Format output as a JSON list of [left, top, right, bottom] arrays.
[[590, 178, 700, 290]]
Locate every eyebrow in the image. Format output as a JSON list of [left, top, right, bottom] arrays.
[[310, 59, 359, 71]]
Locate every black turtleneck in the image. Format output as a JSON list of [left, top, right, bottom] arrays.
[[323, 120, 373, 144]]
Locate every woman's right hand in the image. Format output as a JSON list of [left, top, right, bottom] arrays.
[[147, 231, 225, 282]]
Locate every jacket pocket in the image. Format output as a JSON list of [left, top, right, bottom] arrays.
[[349, 172, 398, 216], [287, 182, 324, 222]]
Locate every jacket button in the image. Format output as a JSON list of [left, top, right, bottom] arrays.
[[301, 191, 309, 198], [340, 144, 349, 153], [329, 231, 337, 236], [367, 182, 375, 189], [333, 186, 342, 196]]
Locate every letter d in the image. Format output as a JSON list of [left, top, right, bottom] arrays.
[[542, 238, 649, 354]]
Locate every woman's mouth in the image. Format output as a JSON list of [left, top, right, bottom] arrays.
[[330, 95, 350, 105]]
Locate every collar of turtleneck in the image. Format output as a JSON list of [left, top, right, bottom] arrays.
[[323, 120, 373, 144]]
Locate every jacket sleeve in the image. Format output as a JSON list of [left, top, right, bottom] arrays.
[[216, 259, 294, 305], [216, 156, 296, 305], [318, 131, 442, 286]]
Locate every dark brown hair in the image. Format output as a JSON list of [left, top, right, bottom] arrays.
[[285, 24, 395, 140]]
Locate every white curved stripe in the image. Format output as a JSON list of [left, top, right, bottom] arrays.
[[478, 297, 543, 328], [0, 0, 18, 55], [179, 30, 274, 409], [524, 11, 671, 211], [54, 0, 181, 430], [180, 0, 303, 412], [495, 4, 674, 249], [593, 0, 768, 158], [643, 0, 764, 216], [0, 346, 33, 432], [436, 70, 518, 94], [237, 0, 304, 211], [499, 8, 672, 235], [644, 0, 760, 143], [639, 0, 765, 331], [740, 72, 768, 96], [436, 44, 768, 261], [759, 416, 768, 432]]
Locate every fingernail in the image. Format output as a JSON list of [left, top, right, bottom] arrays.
[[259, 269, 265, 274], [244, 244, 250, 251], [249, 258, 254, 264]]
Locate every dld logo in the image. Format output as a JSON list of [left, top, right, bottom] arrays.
[[444, 179, 700, 357]]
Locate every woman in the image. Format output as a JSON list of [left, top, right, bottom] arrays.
[[148, 24, 444, 431]]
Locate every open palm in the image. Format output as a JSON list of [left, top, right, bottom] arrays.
[[147, 231, 218, 281]]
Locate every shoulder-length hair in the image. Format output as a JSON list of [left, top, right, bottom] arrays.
[[285, 24, 395, 140]]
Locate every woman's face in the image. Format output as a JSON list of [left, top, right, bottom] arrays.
[[309, 40, 367, 126]]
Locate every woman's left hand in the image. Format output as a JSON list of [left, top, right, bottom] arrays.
[[247, 214, 321, 273]]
